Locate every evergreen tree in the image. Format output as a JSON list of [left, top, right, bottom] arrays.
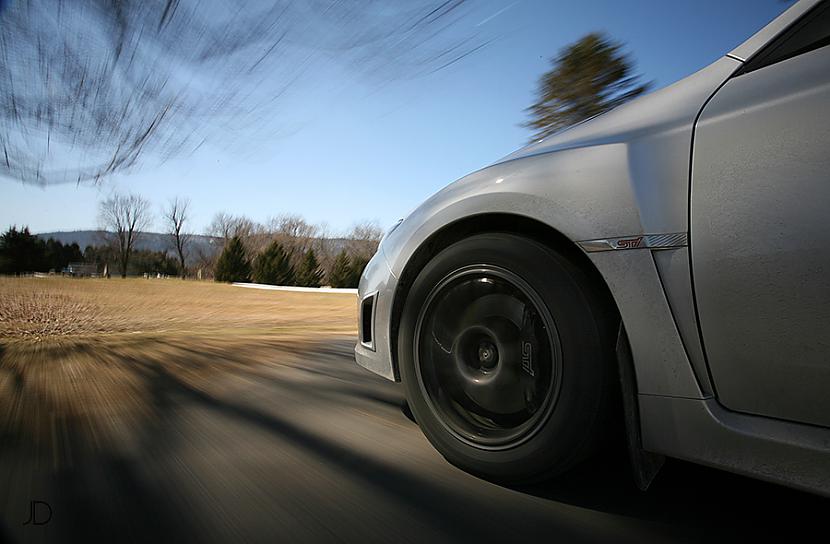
[[214, 235, 251, 283], [348, 255, 369, 289], [328, 251, 352, 288], [296, 249, 323, 288], [0, 226, 47, 274], [41, 238, 81, 272], [252, 241, 295, 286], [84, 244, 116, 268], [130, 250, 180, 276], [526, 33, 651, 141]]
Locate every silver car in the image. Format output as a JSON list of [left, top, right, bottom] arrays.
[[354, 0, 830, 496]]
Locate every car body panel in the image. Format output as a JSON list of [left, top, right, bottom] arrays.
[[651, 248, 712, 395], [481, 56, 741, 237], [640, 395, 830, 496], [586, 249, 703, 398], [381, 57, 743, 278], [354, 248, 397, 380], [691, 42, 830, 428]]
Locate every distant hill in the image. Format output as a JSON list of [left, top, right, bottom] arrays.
[[35, 231, 358, 265], [36, 230, 223, 257]]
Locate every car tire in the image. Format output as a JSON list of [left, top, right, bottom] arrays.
[[398, 233, 616, 483]]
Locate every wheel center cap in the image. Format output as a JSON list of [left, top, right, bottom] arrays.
[[478, 341, 498, 369]]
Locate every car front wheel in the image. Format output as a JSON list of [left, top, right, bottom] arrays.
[[398, 233, 616, 483]]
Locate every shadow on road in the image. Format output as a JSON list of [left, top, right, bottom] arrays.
[[125, 347, 596, 543], [1, 337, 826, 543], [516, 451, 825, 540]]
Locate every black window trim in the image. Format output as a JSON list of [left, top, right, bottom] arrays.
[[737, 0, 830, 76]]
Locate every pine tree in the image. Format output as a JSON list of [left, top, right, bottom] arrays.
[[525, 33, 651, 141], [252, 241, 295, 286], [0, 226, 47, 275], [214, 235, 251, 283], [328, 251, 352, 288], [348, 255, 369, 289], [296, 249, 323, 288]]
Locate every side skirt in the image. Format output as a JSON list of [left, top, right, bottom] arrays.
[[639, 394, 830, 497]]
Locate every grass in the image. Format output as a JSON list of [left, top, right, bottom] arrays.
[[0, 277, 357, 459], [0, 277, 356, 341]]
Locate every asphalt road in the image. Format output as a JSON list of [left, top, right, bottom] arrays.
[[1, 338, 825, 543]]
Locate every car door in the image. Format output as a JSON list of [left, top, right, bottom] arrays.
[[691, 2, 830, 428]]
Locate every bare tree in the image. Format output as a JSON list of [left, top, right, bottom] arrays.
[[163, 197, 191, 278], [345, 221, 383, 261], [312, 222, 337, 274], [98, 193, 152, 278], [194, 241, 221, 280], [349, 221, 384, 242], [205, 212, 236, 241], [271, 214, 319, 244], [266, 213, 320, 263], [205, 212, 254, 242], [1, 1, 491, 186]]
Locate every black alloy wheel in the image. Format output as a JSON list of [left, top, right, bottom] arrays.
[[399, 233, 616, 483], [414, 265, 560, 449]]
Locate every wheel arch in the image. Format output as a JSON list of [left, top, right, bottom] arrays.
[[387, 212, 665, 487], [388, 212, 621, 380]]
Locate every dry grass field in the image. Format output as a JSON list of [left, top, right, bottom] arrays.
[[0, 277, 356, 340], [0, 277, 357, 463]]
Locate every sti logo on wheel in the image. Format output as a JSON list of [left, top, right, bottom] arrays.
[[614, 236, 643, 249], [521, 342, 534, 376]]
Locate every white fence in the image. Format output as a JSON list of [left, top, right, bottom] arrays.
[[232, 282, 357, 294]]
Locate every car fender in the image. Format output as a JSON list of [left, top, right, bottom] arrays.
[[381, 173, 704, 398], [378, 57, 748, 399]]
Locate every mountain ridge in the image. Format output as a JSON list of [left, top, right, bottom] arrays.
[[35, 230, 356, 260]]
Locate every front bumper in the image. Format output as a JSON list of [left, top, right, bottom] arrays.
[[354, 248, 398, 381]]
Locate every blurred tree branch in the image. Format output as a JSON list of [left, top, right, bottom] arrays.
[[0, 0, 486, 185]]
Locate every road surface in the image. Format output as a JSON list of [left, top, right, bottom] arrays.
[[1, 338, 825, 543]]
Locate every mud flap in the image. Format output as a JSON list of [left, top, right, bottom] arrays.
[[616, 325, 665, 491]]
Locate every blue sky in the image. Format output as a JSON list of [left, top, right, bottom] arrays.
[[1, 0, 791, 236]]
